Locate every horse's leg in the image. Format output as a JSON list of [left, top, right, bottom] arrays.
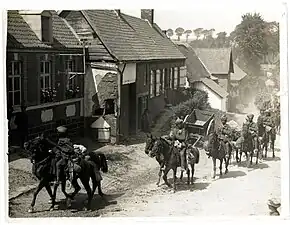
[[28, 179, 46, 213], [191, 164, 195, 185], [173, 167, 177, 192], [212, 158, 217, 179], [271, 138, 275, 158], [44, 182, 55, 211], [69, 177, 81, 199], [180, 170, 183, 181], [187, 168, 190, 185], [156, 168, 162, 186], [162, 167, 172, 188], [80, 178, 93, 210], [219, 158, 223, 177], [224, 156, 229, 174], [235, 148, 239, 163]]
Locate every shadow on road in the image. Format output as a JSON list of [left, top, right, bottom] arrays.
[[231, 160, 270, 170], [262, 156, 281, 162], [55, 192, 124, 212], [166, 177, 210, 192], [219, 170, 246, 179]]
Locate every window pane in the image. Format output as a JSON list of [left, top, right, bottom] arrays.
[[45, 62, 50, 74], [40, 77, 44, 89], [40, 62, 44, 73], [14, 77, 20, 91], [8, 78, 13, 91], [14, 62, 20, 75], [14, 91, 21, 105], [45, 76, 50, 88], [8, 92, 13, 104], [7, 63, 12, 75]]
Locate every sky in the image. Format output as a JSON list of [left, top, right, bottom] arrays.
[[122, 1, 282, 39]]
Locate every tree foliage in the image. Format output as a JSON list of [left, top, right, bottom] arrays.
[[184, 29, 192, 43], [166, 28, 174, 38], [193, 28, 203, 40], [175, 27, 185, 41]]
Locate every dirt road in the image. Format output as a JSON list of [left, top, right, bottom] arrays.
[[9, 136, 280, 218]]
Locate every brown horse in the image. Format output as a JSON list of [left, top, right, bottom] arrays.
[[205, 131, 230, 179]]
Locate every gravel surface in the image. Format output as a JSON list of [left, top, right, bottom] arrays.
[[9, 133, 281, 218]]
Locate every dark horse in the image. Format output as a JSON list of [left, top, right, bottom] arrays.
[[147, 136, 199, 192], [204, 132, 230, 179], [25, 136, 108, 213]]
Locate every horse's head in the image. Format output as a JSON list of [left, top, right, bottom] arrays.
[[145, 133, 156, 155], [149, 137, 163, 158], [24, 137, 43, 163]]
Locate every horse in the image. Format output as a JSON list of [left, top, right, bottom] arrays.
[[148, 137, 198, 192], [66, 151, 108, 210], [25, 136, 108, 212], [24, 137, 71, 213], [204, 131, 230, 179], [261, 125, 276, 158]]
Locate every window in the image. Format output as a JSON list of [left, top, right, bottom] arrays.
[[179, 66, 186, 87], [65, 59, 77, 90], [174, 67, 178, 89], [40, 57, 53, 103], [170, 68, 175, 89], [8, 59, 22, 106], [150, 70, 156, 98], [168, 68, 172, 89], [143, 67, 148, 86], [159, 69, 164, 93], [177, 67, 181, 88], [41, 16, 51, 42], [104, 99, 115, 115], [156, 69, 161, 96]]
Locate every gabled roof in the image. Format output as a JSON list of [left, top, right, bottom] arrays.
[[7, 10, 81, 50], [175, 42, 210, 83], [231, 63, 248, 81], [7, 10, 50, 49], [199, 77, 229, 98], [81, 10, 185, 62], [193, 48, 233, 74]]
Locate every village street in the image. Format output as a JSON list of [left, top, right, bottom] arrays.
[[9, 133, 281, 218]]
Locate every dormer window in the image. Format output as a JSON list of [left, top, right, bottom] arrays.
[[41, 15, 52, 42]]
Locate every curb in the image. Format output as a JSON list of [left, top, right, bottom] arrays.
[[9, 184, 38, 201]]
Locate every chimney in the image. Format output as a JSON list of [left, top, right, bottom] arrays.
[[115, 9, 121, 16], [141, 9, 154, 25]]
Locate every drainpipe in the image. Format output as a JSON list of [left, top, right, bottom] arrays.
[[116, 62, 126, 144]]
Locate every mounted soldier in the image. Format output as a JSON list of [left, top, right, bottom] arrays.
[[216, 115, 232, 155], [264, 109, 276, 149], [168, 117, 188, 172], [242, 114, 259, 153], [54, 126, 75, 185]]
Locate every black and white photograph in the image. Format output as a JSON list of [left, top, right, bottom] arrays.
[[1, 0, 288, 220]]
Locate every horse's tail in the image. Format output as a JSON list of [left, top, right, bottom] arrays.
[[98, 153, 108, 173]]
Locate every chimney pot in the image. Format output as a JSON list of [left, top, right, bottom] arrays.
[[141, 9, 154, 24]]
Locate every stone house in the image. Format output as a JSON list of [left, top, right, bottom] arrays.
[[6, 10, 85, 142], [59, 9, 186, 142]]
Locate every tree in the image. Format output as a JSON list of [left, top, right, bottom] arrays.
[[201, 29, 209, 40], [215, 31, 227, 48], [166, 28, 174, 39], [184, 30, 192, 43], [208, 28, 215, 38], [193, 28, 203, 40], [232, 13, 269, 81], [175, 27, 185, 41]]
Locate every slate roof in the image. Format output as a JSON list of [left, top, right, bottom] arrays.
[[175, 42, 210, 83], [194, 48, 233, 74], [200, 77, 229, 98], [231, 63, 247, 81], [7, 10, 81, 50], [81, 10, 185, 61]]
